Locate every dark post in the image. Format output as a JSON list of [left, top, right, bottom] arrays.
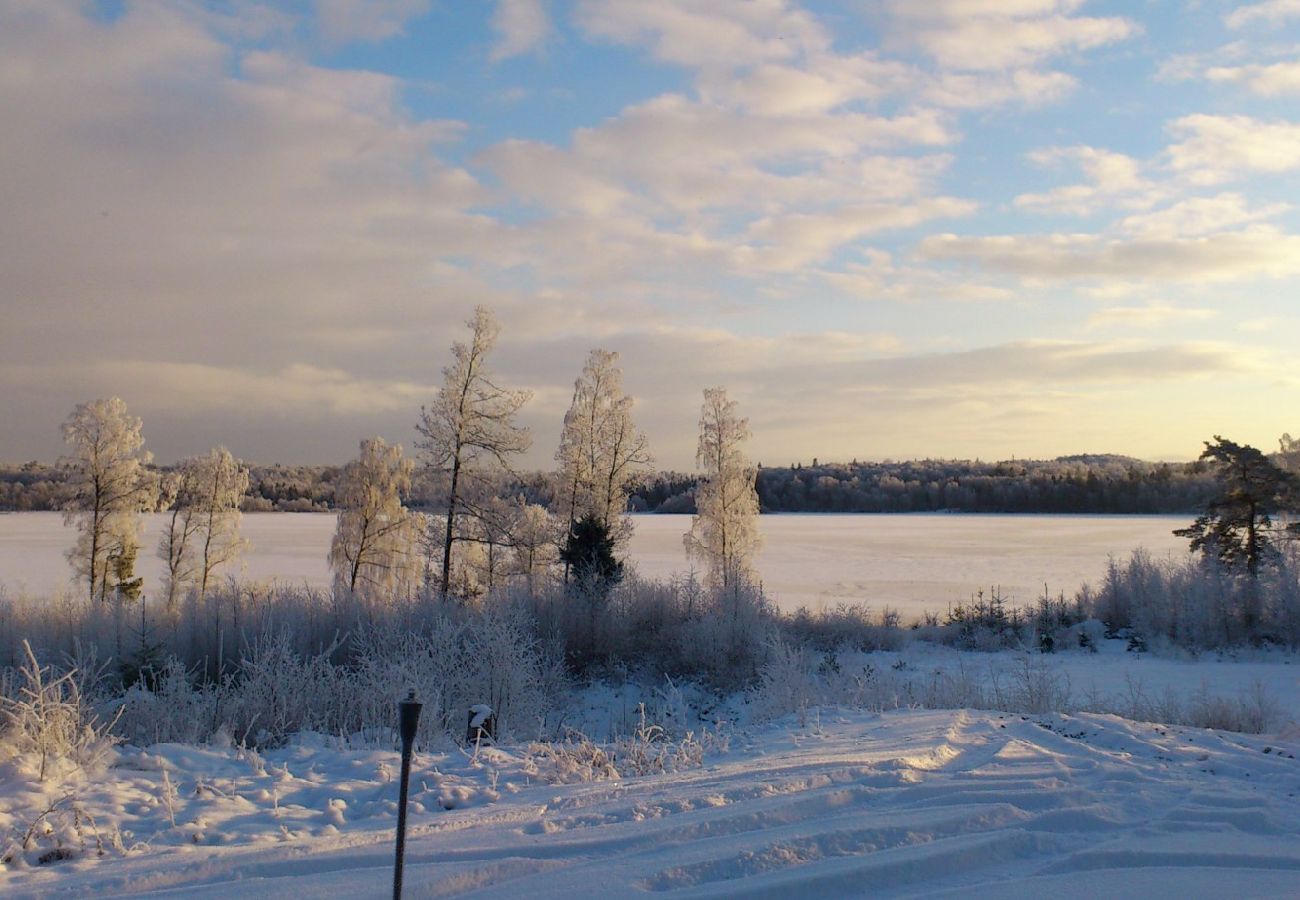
[[394, 689, 422, 900]]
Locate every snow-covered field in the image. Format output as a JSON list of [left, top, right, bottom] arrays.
[[3, 642, 1298, 898], [4, 695, 1297, 898], [0, 512, 1191, 617]]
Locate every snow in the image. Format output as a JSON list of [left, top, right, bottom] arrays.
[[2, 700, 1297, 898], [0, 512, 1192, 616], [3, 643, 1298, 898]]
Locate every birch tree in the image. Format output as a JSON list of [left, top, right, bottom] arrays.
[[189, 447, 250, 600], [555, 350, 652, 574], [158, 470, 202, 610], [61, 397, 153, 602], [329, 437, 421, 601], [417, 307, 531, 601], [510, 500, 558, 595], [685, 387, 761, 591]]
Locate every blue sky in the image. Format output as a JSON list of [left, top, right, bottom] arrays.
[[2, 0, 1299, 468]]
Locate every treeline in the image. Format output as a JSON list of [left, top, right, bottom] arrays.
[[0, 454, 1221, 515], [0, 461, 344, 513], [637, 455, 1221, 515]]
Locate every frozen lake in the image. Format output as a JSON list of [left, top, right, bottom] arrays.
[[0, 511, 1192, 617]]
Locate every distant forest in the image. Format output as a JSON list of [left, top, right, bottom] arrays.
[[1, 454, 1218, 515]]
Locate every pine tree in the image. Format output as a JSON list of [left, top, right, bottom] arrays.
[[1174, 436, 1299, 577]]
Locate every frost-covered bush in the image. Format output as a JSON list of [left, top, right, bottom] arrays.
[[114, 659, 217, 747], [1083, 546, 1300, 650], [0, 642, 120, 781], [107, 597, 565, 749], [783, 603, 906, 653], [221, 629, 344, 746], [1108, 674, 1283, 733]]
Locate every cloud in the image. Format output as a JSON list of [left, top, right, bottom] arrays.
[[1016, 146, 1159, 215], [1117, 194, 1290, 238], [574, 0, 828, 70], [743, 197, 978, 271], [490, 0, 549, 61], [1165, 114, 1300, 184], [919, 229, 1300, 282], [1086, 305, 1218, 329], [0, 5, 498, 369], [1205, 60, 1300, 95], [922, 68, 1077, 108], [1226, 0, 1300, 29], [313, 0, 431, 44], [885, 0, 1137, 72]]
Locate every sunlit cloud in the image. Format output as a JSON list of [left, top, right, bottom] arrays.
[[1226, 0, 1300, 29], [2, 1, 1299, 466], [1086, 305, 1218, 329], [490, 0, 550, 62], [919, 229, 1300, 282]]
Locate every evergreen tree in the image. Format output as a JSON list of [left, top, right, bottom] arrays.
[[559, 514, 623, 591], [1174, 436, 1299, 577]]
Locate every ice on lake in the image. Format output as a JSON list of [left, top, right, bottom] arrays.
[[0, 511, 1193, 617]]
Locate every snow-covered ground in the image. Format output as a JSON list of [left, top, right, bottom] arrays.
[[0, 512, 1192, 617], [2, 644, 1298, 899], [3, 704, 1297, 898]]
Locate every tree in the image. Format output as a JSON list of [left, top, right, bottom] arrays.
[[329, 437, 421, 601], [157, 470, 202, 610], [1174, 436, 1299, 577], [1278, 433, 1300, 475], [555, 349, 652, 578], [61, 397, 154, 602], [685, 387, 761, 591], [509, 500, 558, 595], [187, 448, 249, 600], [417, 307, 531, 601], [559, 514, 624, 660]]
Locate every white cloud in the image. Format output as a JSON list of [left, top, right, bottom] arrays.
[[1206, 60, 1300, 95], [1226, 0, 1300, 29], [919, 228, 1300, 282], [574, 0, 828, 70], [0, 4, 500, 378], [1165, 114, 1300, 184], [1118, 194, 1290, 238], [1086, 304, 1218, 329], [490, 0, 549, 62], [922, 68, 1077, 108], [313, 0, 431, 44], [885, 0, 1136, 72], [744, 197, 977, 271], [1016, 146, 1158, 215]]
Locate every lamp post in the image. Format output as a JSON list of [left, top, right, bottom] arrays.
[[394, 689, 422, 900]]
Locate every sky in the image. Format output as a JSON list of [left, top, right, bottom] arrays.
[[2, 0, 1299, 470]]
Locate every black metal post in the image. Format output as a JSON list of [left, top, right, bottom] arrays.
[[394, 689, 422, 900]]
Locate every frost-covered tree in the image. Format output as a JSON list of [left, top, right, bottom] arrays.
[[685, 387, 761, 591], [330, 437, 421, 601], [555, 350, 651, 577], [417, 307, 531, 601], [510, 500, 558, 594], [1278, 433, 1300, 475], [61, 397, 154, 602], [158, 470, 202, 610], [159, 448, 249, 605]]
